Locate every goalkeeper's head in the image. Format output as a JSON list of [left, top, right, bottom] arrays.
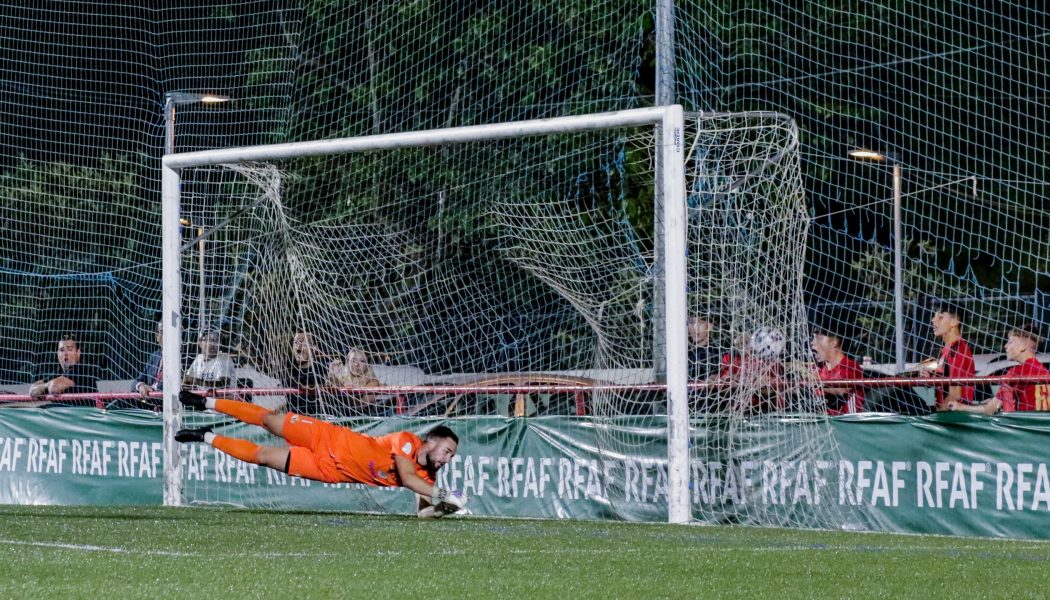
[[421, 425, 459, 471]]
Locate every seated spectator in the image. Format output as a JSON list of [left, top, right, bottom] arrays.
[[184, 330, 235, 389], [687, 315, 720, 411], [29, 335, 103, 406], [811, 330, 864, 415], [950, 325, 1050, 415], [716, 331, 784, 413], [327, 348, 387, 417], [718, 332, 750, 378], [108, 320, 165, 410], [688, 315, 719, 381], [329, 348, 381, 389]]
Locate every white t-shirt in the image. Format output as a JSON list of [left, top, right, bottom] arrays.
[[185, 354, 235, 383]]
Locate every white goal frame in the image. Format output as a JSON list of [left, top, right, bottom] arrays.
[[160, 105, 691, 523]]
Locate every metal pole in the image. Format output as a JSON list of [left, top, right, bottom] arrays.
[[161, 91, 230, 505], [197, 226, 205, 330], [165, 93, 208, 331], [892, 163, 905, 372], [163, 94, 176, 156], [166, 107, 682, 167], [652, 0, 676, 383], [655, 0, 676, 105]]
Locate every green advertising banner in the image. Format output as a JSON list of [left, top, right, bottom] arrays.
[[821, 412, 1050, 539], [1, 407, 1049, 539], [0, 408, 164, 506]]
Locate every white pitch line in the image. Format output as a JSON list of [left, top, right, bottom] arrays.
[[0, 539, 196, 557], [0, 539, 340, 558], [1, 538, 1043, 560]]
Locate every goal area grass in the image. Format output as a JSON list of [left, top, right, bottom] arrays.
[[1, 505, 1045, 598]]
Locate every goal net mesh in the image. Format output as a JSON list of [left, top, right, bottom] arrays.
[[7, 1, 1041, 528], [175, 112, 850, 527]]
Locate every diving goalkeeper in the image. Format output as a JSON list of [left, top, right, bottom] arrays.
[[175, 390, 466, 517]]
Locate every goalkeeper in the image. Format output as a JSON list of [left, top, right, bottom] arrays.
[[175, 390, 466, 517]]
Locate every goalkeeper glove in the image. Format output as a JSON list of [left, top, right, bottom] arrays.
[[431, 487, 468, 512]]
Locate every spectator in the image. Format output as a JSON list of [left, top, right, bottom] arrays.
[[926, 303, 975, 411], [330, 348, 381, 389], [29, 335, 102, 406], [287, 331, 331, 387], [328, 348, 386, 417], [718, 332, 751, 379], [184, 330, 235, 389], [283, 330, 335, 414], [811, 330, 864, 415], [717, 331, 784, 413], [135, 321, 165, 392], [112, 320, 165, 410], [687, 315, 719, 381], [950, 325, 1050, 415]]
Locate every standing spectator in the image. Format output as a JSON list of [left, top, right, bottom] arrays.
[[184, 330, 235, 389], [718, 332, 751, 379], [950, 325, 1050, 415], [927, 303, 975, 411], [811, 330, 864, 415], [29, 335, 102, 406], [283, 330, 335, 414], [287, 331, 331, 388]]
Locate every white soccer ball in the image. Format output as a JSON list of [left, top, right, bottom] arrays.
[[749, 326, 786, 360]]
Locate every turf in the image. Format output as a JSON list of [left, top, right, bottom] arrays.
[[0, 506, 1046, 599]]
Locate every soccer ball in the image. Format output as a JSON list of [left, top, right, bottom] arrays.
[[749, 327, 786, 360]]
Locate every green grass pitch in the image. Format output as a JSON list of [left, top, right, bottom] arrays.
[[0, 505, 1046, 598]]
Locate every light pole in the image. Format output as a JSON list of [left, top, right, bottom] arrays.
[[849, 148, 905, 373], [164, 92, 229, 331], [163, 92, 230, 155]]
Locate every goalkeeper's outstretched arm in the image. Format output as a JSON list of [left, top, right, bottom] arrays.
[[394, 455, 466, 517], [394, 455, 438, 497]]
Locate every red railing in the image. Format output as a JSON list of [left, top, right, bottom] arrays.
[[3, 373, 1050, 405]]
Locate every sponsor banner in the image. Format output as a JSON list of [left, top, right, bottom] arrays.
[[0, 409, 164, 505], [819, 412, 1050, 538], [1, 408, 1050, 538]]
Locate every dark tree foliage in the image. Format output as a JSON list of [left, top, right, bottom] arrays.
[[1, 0, 1047, 380]]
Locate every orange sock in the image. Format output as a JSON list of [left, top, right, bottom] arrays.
[[214, 398, 271, 426], [211, 435, 262, 464]]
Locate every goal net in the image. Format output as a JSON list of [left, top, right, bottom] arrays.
[[164, 107, 849, 527]]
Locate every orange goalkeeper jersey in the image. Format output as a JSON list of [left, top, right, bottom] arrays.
[[374, 431, 435, 485], [329, 429, 431, 487], [283, 414, 432, 487]]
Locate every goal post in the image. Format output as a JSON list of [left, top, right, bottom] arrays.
[[160, 106, 691, 521], [158, 107, 832, 527], [660, 106, 690, 524]]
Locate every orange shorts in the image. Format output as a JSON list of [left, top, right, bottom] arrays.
[[282, 413, 344, 482], [282, 413, 397, 485]]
